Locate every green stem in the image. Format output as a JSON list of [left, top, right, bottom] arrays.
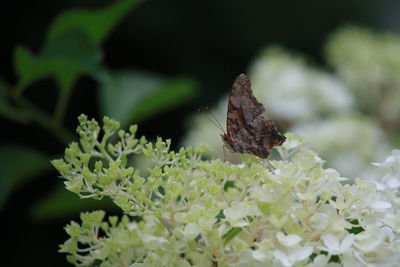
[[13, 81, 28, 97], [11, 93, 74, 143], [53, 88, 72, 126]]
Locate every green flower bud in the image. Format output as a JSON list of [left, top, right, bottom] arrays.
[[90, 245, 109, 260], [179, 148, 186, 157], [95, 160, 103, 172], [65, 221, 81, 237], [107, 143, 115, 153], [80, 153, 90, 165], [108, 216, 118, 227], [149, 167, 162, 178], [51, 159, 70, 176], [140, 136, 146, 145], [118, 130, 125, 139], [194, 145, 207, 155], [207, 183, 220, 195], [128, 139, 138, 149], [80, 210, 105, 225], [109, 160, 121, 169], [129, 124, 138, 135], [60, 238, 78, 254], [100, 222, 109, 232], [65, 176, 84, 194]]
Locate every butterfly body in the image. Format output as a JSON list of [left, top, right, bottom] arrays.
[[222, 74, 286, 158]]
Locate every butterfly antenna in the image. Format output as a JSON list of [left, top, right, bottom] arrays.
[[223, 145, 227, 162], [205, 107, 226, 134], [198, 107, 226, 134]]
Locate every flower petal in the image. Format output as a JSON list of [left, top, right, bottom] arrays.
[[276, 232, 303, 247], [372, 155, 395, 167], [253, 247, 269, 262], [322, 234, 339, 251], [273, 250, 291, 267], [339, 234, 354, 251], [292, 246, 313, 261], [370, 200, 392, 210]]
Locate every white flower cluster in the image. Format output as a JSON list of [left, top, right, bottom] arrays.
[[249, 47, 353, 122], [58, 116, 400, 266], [292, 115, 389, 180], [229, 146, 400, 267], [326, 26, 400, 128], [372, 150, 400, 194]]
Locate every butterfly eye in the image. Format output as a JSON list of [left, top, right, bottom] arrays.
[[256, 137, 261, 142]]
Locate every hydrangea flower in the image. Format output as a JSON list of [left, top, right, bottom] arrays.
[[291, 114, 390, 180], [273, 246, 313, 267], [54, 116, 400, 266], [320, 234, 354, 255], [326, 26, 400, 130], [249, 47, 353, 122]]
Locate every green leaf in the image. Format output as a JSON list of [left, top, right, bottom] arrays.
[[47, 0, 143, 46], [13, 0, 143, 92], [223, 227, 242, 245], [31, 186, 115, 221], [14, 29, 101, 92], [41, 29, 101, 70], [98, 70, 198, 127], [14, 46, 52, 88], [0, 146, 51, 209]]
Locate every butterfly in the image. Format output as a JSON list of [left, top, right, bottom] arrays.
[[221, 73, 286, 158]]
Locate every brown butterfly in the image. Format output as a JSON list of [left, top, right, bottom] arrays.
[[221, 73, 286, 158]]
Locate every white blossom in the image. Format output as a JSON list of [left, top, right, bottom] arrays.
[[321, 234, 354, 255], [273, 246, 313, 267]]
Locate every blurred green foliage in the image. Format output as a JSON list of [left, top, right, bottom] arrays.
[[0, 146, 51, 210], [98, 70, 198, 128], [0, 0, 198, 218]]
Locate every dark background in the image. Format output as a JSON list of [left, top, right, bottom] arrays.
[[1, 0, 398, 265]]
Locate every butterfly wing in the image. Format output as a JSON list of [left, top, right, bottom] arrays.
[[226, 74, 265, 134], [247, 115, 286, 158], [223, 73, 285, 158]]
